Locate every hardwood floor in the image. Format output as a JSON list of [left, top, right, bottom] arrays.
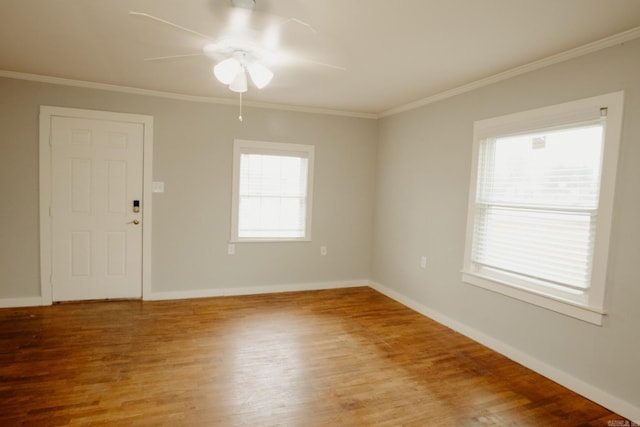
[[0, 287, 628, 426]]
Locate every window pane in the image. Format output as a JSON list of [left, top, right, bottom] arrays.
[[478, 124, 603, 209], [237, 152, 308, 239], [473, 206, 595, 289], [473, 122, 604, 294], [240, 154, 308, 197], [238, 196, 306, 238]]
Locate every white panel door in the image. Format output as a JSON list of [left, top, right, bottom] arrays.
[[50, 116, 143, 301]]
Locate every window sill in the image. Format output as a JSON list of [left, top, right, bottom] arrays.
[[461, 271, 605, 325]]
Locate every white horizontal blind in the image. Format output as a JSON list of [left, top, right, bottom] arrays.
[[472, 121, 604, 295], [238, 152, 309, 239]]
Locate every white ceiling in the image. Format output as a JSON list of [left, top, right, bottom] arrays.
[[1, 0, 640, 116]]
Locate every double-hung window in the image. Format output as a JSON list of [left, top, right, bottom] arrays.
[[231, 139, 314, 242], [462, 92, 624, 325]]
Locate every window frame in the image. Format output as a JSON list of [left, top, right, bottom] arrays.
[[462, 92, 624, 325], [230, 139, 315, 243]]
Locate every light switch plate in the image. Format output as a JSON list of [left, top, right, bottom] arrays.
[[152, 181, 165, 193]]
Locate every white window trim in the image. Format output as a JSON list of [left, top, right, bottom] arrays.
[[462, 91, 624, 325], [230, 139, 315, 243]]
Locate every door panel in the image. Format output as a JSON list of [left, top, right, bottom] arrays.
[[106, 231, 126, 277], [51, 116, 143, 301], [71, 231, 91, 277]]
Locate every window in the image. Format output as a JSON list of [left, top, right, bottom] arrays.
[[231, 139, 314, 242], [462, 92, 624, 325]]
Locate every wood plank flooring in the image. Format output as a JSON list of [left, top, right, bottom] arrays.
[[0, 287, 629, 426]]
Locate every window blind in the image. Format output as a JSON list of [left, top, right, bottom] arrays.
[[238, 153, 309, 239], [472, 121, 604, 295]]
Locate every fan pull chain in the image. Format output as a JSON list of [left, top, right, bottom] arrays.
[[238, 92, 243, 122]]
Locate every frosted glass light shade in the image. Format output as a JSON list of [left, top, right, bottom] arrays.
[[229, 69, 248, 93], [214, 58, 241, 85], [231, 0, 255, 9], [247, 63, 273, 89]]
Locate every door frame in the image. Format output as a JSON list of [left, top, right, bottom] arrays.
[[39, 106, 154, 304]]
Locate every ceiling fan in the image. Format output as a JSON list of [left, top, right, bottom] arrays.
[[130, 0, 342, 104]]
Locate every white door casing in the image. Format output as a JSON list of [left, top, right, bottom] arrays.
[[40, 107, 153, 303]]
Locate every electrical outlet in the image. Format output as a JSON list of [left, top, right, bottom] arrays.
[[227, 244, 235, 255], [420, 256, 427, 269], [320, 246, 327, 256]]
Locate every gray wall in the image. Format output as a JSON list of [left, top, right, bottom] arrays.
[[0, 78, 377, 297], [372, 39, 640, 408], [1, 35, 638, 414]]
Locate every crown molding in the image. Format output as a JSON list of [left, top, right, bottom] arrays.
[[0, 70, 377, 120], [2, 26, 639, 120], [380, 26, 640, 118]]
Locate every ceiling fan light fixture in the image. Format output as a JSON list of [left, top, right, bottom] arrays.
[[229, 68, 248, 93], [247, 62, 273, 89], [214, 57, 241, 85]]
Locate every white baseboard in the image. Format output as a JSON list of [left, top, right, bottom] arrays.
[[0, 280, 369, 306], [145, 279, 369, 301], [368, 280, 640, 424], [0, 296, 44, 308]]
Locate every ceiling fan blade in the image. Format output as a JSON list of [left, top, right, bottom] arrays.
[[143, 53, 206, 62], [129, 11, 214, 41], [296, 57, 346, 71], [280, 18, 317, 34]]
